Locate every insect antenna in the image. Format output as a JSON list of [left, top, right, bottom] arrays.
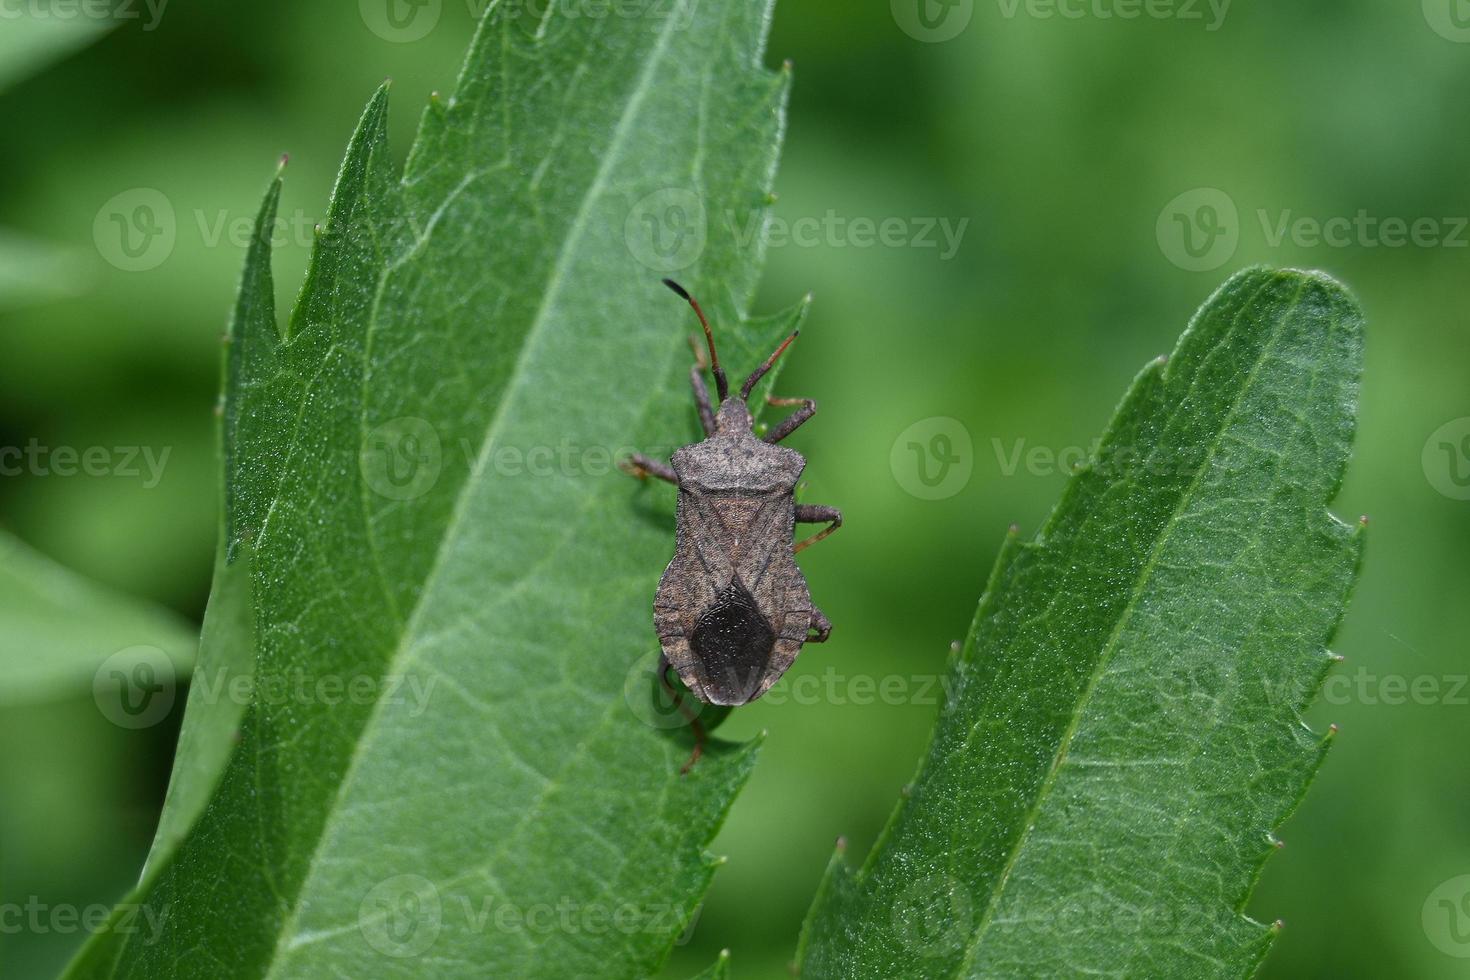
[[663, 279, 728, 402], [739, 329, 799, 401]]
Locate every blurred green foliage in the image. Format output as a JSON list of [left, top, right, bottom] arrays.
[[0, 1, 1465, 977]]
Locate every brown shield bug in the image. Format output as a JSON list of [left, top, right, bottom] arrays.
[[622, 279, 842, 771]]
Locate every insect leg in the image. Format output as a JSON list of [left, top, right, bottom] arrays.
[[794, 503, 842, 552], [807, 606, 833, 643], [619, 453, 677, 485], [657, 653, 706, 774], [687, 334, 717, 436], [763, 395, 816, 444]]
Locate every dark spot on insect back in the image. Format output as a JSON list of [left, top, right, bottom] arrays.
[[690, 577, 775, 704]]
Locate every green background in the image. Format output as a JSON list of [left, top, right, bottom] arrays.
[[1, 0, 1466, 976]]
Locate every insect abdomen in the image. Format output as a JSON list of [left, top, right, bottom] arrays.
[[689, 577, 775, 704]]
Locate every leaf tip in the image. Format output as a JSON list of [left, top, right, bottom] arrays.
[[362, 79, 392, 122], [1272, 267, 1365, 331], [708, 731, 764, 779], [787, 291, 815, 327]]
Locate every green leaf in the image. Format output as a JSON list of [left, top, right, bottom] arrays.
[[0, 528, 194, 706], [136, 156, 288, 881], [68, 1, 795, 977], [142, 550, 256, 877], [797, 268, 1364, 978]]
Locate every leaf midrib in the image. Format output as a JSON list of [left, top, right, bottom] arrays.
[[259, 9, 692, 972], [954, 275, 1302, 976]]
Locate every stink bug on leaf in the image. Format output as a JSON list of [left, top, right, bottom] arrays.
[[622, 280, 842, 772]]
